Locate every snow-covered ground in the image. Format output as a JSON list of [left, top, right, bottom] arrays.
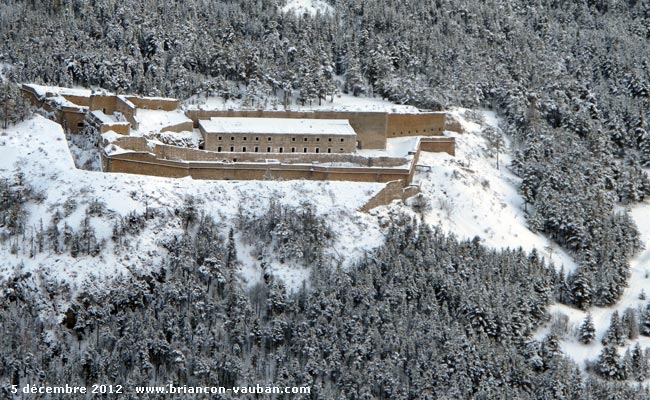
[[0, 115, 385, 292], [135, 109, 193, 135], [280, 0, 333, 16], [372, 108, 578, 272], [539, 202, 650, 369]]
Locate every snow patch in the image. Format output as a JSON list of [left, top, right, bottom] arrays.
[[281, 0, 333, 16]]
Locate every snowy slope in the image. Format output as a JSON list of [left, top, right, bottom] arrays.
[[372, 108, 577, 272], [0, 115, 385, 292], [540, 202, 650, 369]]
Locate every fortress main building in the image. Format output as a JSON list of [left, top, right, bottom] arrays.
[[21, 83, 460, 208]]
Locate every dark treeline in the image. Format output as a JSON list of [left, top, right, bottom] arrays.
[[2, 203, 649, 399]]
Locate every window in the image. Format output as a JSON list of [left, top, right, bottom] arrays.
[[242, 147, 247, 152], [217, 146, 222, 152], [77, 122, 84, 128], [267, 137, 272, 142], [340, 138, 344, 142], [243, 137, 247, 141], [255, 137, 259, 141], [315, 148, 319, 153], [267, 147, 272, 152], [279, 147, 283, 153], [316, 138, 320, 142], [292, 137, 296, 142], [327, 148, 331, 153], [291, 147, 296, 153], [328, 138, 332, 142], [218, 136, 223, 141], [304, 137, 308, 142], [303, 148, 308, 153], [254, 146, 259, 152], [230, 146, 234, 152], [230, 137, 234, 141], [339, 148, 344, 152]]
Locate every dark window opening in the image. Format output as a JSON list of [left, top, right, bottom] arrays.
[[230, 146, 234, 152], [292, 137, 296, 142], [217, 146, 222, 152], [218, 136, 222, 141], [267, 137, 272, 142], [267, 147, 272, 152], [254, 147, 259, 152], [303, 148, 308, 153], [328, 138, 332, 142], [242, 147, 247, 152], [304, 137, 308, 142], [279, 147, 283, 153], [327, 148, 332, 153], [315, 148, 320, 153]]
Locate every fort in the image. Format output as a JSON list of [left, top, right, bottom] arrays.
[[21, 83, 461, 208]]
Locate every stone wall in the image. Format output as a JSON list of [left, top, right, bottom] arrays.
[[419, 137, 456, 156], [359, 181, 421, 212], [385, 112, 446, 137], [161, 121, 194, 133], [115, 96, 138, 128], [101, 151, 412, 184], [126, 96, 180, 111], [58, 110, 87, 134]]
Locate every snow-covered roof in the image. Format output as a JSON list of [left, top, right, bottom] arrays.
[[199, 117, 357, 136], [23, 83, 93, 98]]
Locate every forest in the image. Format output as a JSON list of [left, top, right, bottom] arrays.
[[1, 0, 650, 398]]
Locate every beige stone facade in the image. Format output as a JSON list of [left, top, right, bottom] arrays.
[[199, 117, 356, 154]]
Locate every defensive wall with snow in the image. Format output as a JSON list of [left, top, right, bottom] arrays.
[[20, 84, 457, 209]]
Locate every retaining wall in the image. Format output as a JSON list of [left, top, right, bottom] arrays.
[[101, 151, 411, 184]]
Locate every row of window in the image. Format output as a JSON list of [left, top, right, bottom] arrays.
[[215, 146, 345, 153], [391, 127, 442, 136], [216, 136, 345, 143]]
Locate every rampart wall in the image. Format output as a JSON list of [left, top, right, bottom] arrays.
[[359, 181, 421, 212], [101, 152, 411, 183], [386, 113, 446, 137], [126, 96, 179, 111]]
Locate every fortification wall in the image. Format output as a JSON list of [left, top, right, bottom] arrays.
[[359, 181, 421, 212], [62, 94, 90, 107], [386, 112, 446, 137], [161, 121, 194, 133], [58, 110, 86, 134], [186, 110, 388, 150], [115, 97, 138, 128], [100, 123, 130, 136], [101, 151, 411, 184], [419, 137, 456, 156], [126, 96, 179, 111], [89, 95, 118, 115]]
